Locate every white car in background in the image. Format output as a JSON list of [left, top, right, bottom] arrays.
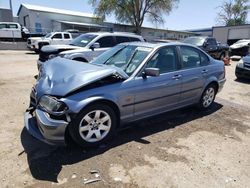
[[27, 32, 73, 53], [229, 39, 250, 56], [0, 22, 22, 39], [37, 32, 144, 68]]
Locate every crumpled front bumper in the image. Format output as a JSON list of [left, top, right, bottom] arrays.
[[24, 107, 68, 145]]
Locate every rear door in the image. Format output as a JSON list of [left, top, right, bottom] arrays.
[[177, 46, 210, 106], [51, 33, 63, 45], [63, 33, 72, 44]]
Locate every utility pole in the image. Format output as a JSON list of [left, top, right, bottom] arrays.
[[9, 0, 13, 18]]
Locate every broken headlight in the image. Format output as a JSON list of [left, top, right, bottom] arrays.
[[39, 95, 68, 114]]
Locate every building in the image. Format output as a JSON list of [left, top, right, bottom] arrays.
[[17, 4, 109, 33], [17, 3, 196, 40], [0, 8, 13, 22], [212, 25, 250, 45], [109, 23, 197, 41], [186, 28, 212, 37]]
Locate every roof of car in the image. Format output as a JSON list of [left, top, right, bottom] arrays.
[[87, 32, 142, 37], [120, 41, 189, 48]]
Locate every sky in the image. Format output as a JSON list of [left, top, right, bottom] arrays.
[[0, 0, 249, 30]]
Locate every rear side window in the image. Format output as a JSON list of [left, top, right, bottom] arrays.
[[179, 46, 209, 69], [52, 33, 62, 39], [96, 36, 116, 48], [64, 33, 70, 39], [116, 36, 130, 44], [129, 37, 141, 42], [8, 24, 18, 29]]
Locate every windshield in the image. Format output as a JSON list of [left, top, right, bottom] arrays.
[[91, 45, 125, 65], [183, 37, 205, 46], [45, 33, 52, 38], [105, 45, 152, 76], [70, 34, 97, 47]]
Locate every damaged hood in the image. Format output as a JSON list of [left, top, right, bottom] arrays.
[[230, 40, 250, 49], [36, 57, 128, 97], [41, 44, 82, 53]]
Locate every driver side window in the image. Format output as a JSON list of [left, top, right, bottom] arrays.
[[146, 47, 177, 74], [52, 33, 62, 39]]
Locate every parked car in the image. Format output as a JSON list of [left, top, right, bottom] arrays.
[[24, 42, 226, 147], [0, 22, 22, 40], [229, 39, 250, 57], [183, 36, 229, 60], [37, 32, 144, 68], [27, 31, 73, 53], [235, 55, 250, 80]]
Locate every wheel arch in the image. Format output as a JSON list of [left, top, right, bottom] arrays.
[[68, 97, 121, 126]]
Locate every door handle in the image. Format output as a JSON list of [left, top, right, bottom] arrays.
[[201, 70, 208, 74], [172, 75, 182, 80]]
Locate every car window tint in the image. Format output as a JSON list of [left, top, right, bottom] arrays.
[[129, 37, 141, 42], [180, 46, 201, 69], [207, 38, 217, 45], [96, 36, 116, 48], [116, 36, 130, 44], [8, 24, 18, 29], [0, 24, 7, 29], [52, 33, 62, 39], [146, 47, 177, 74], [200, 52, 209, 66], [64, 33, 70, 39]]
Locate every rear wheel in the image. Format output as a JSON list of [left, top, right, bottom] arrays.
[[198, 84, 217, 110], [69, 104, 117, 147]]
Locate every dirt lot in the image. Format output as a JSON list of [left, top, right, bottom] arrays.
[[0, 50, 250, 188]]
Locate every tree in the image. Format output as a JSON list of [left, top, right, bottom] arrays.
[[217, 0, 250, 26], [89, 0, 179, 34]]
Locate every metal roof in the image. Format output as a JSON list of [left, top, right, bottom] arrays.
[[56, 20, 108, 28], [17, 4, 95, 18]]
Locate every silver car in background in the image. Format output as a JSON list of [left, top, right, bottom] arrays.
[[25, 42, 226, 148]]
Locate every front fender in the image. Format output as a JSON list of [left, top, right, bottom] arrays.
[[62, 95, 119, 114]]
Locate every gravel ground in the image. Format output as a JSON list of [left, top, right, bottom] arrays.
[[0, 51, 249, 188]]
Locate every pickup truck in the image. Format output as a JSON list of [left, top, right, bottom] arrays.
[[183, 36, 229, 60], [27, 32, 73, 53]]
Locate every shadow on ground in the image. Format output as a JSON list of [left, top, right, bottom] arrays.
[[21, 103, 223, 182], [234, 78, 250, 84]]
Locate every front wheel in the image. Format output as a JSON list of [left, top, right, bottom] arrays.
[[69, 104, 117, 147], [198, 84, 217, 110]]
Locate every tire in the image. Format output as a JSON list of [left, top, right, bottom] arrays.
[[69, 103, 117, 147], [198, 84, 217, 110]]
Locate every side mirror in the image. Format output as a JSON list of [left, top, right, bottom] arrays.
[[90, 42, 100, 51], [143, 68, 160, 78]]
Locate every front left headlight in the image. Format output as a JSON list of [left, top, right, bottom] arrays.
[[39, 95, 68, 114]]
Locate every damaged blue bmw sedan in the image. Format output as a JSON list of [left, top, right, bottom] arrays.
[[25, 42, 226, 147]]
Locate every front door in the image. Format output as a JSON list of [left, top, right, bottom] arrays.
[[132, 46, 182, 118]]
